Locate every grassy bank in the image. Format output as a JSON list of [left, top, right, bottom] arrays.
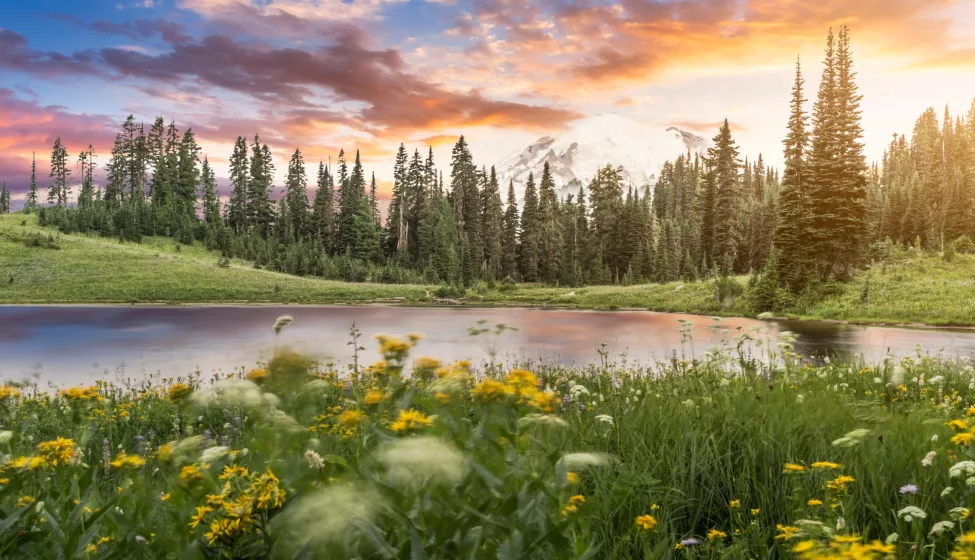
[[0, 329, 974, 558], [0, 213, 432, 304], [4, 211, 975, 327]]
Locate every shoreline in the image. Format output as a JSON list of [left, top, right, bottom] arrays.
[[4, 299, 975, 332]]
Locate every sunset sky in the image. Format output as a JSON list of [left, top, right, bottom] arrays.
[[2, 0, 975, 202]]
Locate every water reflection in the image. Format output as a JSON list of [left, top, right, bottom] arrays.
[[1, 306, 974, 385]]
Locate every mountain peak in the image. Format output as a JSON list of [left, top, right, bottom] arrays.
[[495, 114, 710, 202]]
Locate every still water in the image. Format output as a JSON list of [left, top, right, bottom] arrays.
[[2, 305, 975, 385]]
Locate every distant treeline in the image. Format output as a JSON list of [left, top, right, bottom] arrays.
[[9, 26, 975, 303]]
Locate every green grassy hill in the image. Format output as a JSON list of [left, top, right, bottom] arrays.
[[0, 213, 431, 304], [3, 211, 975, 326]]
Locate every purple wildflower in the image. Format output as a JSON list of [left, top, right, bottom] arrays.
[[680, 538, 700, 547], [899, 484, 919, 495]]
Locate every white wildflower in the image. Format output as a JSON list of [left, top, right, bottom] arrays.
[[949, 461, 975, 478], [719, 378, 731, 387], [377, 436, 467, 489], [897, 506, 927, 523], [922, 451, 937, 467], [518, 414, 568, 429], [796, 394, 805, 404], [950, 507, 970, 520], [273, 485, 376, 549], [558, 452, 614, 470], [832, 428, 870, 448], [836, 517, 846, 531], [885, 533, 899, 544], [190, 379, 267, 410], [304, 450, 324, 470], [942, 487, 954, 497], [201, 446, 230, 463], [891, 366, 905, 386], [873, 377, 883, 385], [272, 315, 294, 335], [931, 376, 946, 385], [0, 431, 12, 444], [682, 399, 695, 408], [932, 434, 939, 442], [595, 414, 614, 426], [929, 521, 954, 537]]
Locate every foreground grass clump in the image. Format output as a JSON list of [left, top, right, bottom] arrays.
[[3, 325, 975, 558]]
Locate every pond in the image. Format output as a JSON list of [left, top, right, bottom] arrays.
[[2, 305, 975, 385]]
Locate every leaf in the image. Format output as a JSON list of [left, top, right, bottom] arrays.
[[0, 505, 28, 538], [410, 527, 427, 560], [353, 519, 396, 558]]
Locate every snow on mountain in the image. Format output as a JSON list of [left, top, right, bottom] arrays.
[[495, 113, 711, 202]]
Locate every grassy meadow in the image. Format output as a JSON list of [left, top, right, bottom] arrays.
[[0, 323, 974, 558], [4, 211, 975, 327]]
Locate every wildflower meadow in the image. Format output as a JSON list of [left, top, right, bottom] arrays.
[[2, 320, 975, 559]]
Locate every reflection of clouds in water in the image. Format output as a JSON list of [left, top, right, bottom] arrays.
[[2, 306, 975, 386]]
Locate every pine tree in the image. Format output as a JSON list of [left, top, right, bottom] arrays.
[[201, 157, 221, 229], [247, 136, 275, 237], [104, 135, 125, 208], [369, 172, 379, 226], [387, 143, 409, 255], [285, 148, 309, 239], [226, 136, 250, 234], [537, 161, 562, 283], [775, 56, 811, 290], [48, 137, 70, 206], [709, 119, 742, 273], [25, 153, 38, 213], [831, 25, 868, 271], [0, 182, 10, 213], [176, 129, 201, 220], [311, 162, 335, 251], [481, 166, 504, 280], [519, 172, 540, 281], [501, 179, 520, 279]]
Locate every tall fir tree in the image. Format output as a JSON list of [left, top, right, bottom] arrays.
[[25, 152, 38, 213], [226, 136, 250, 234], [501, 179, 520, 280], [48, 137, 70, 206], [285, 148, 309, 239], [775, 57, 811, 290], [519, 172, 540, 281]]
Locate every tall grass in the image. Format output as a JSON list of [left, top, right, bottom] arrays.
[[0, 321, 974, 558]]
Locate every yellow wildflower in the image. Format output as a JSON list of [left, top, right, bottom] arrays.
[[59, 386, 102, 402], [86, 545, 96, 554], [168, 383, 193, 403], [635, 514, 657, 532], [36, 437, 77, 467], [811, 461, 841, 470], [246, 368, 268, 382], [947, 419, 969, 431], [832, 534, 861, 544], [16, 495, 35, 508], [826, 475, 855, 492], [751, 508, 760, 515], [180, 463, 204, 485], [434, 392, 450, 404], [566, 472, 579, 484], [966, 407, 975, 417], [569, 495, 586, 505], [0, 386, 21, 400], [390, 409, 433, 433], [109, 451, 146, 470], [807, 498, 824, 507], [775, 525, 800, 541], [189, 505, 214, 529], [363, 390, 385, 405], [219, 464, 249, 480], [953, 433, 975, 446], [338, 409, 363, 428], [783, 463, 806, 473], [707, 529, 727, 541], [156, 443, 174, 462], [729, 499, 740, 508], [161, 493, 171, 502], [471, 379, 508, 402], [793, 540, 816, 553], [561, 504, 578, 516]]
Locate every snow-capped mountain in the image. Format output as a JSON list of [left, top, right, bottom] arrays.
[[495, 113, 711, 201]]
